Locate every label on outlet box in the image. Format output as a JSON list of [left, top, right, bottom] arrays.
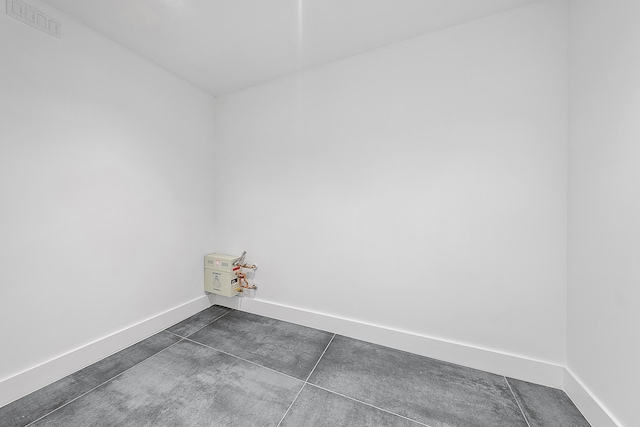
[[6, 0, 61, 38]]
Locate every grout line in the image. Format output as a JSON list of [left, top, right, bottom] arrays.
[[301, 333, 431, 426], [304, 334, 335, 383], [275, 383, 306, 427], [306, 383, 432, 427], [25, 338, 186, 427], [185, 330, 431, 427], [504, 377, 532, 427], [168, 308, 233, 339], [180, 337, 304, 383], [19, 313, 214, 425], [164, 329, 184, 339], [186, 308, 233, 338], [23, 309, 500, 427]]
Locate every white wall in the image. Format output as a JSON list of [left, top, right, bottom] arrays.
[[0, 0, 216, 398], [215, 0, 568, 366], [568, 1, 640, 426]]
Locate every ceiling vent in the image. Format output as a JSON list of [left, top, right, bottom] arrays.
[[6, 0, 61, 38]]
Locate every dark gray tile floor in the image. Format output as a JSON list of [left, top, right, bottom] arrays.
[[280, 385, 422, 427], [188, 310, 333, 380], [0, 305, 592, 427], [0, 331, 181, 427], [167, 305, 231, 337], [507, 378, 591, 427], [308, 335, 529, 427]]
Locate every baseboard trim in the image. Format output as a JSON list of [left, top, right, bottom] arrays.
[[3, 294, 620, 426], [0, 295, 214, 408], [564, 369, 623, 427], [215, 296, 565, 388]]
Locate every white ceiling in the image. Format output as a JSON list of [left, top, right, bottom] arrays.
[[43, 0, 540, 96]]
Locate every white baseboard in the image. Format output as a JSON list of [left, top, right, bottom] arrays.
[[8, 293, 618, 427], [564, 369, 623, 427], [215, 296, 565, 389], [0, 295, 214, 408]]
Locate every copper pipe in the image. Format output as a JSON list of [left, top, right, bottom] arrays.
[[235, 271, 256, 289]]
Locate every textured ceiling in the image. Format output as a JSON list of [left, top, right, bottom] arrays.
[[42, 0, 540, 95]]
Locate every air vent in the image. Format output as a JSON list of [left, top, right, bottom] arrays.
[[6, 0, 61, 38]]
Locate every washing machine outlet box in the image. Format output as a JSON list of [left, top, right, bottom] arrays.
[[204, 253, 240, 297]]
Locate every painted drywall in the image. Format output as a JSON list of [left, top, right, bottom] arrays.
[[568, 0, 640, 426], [0, 0, 216, 397], [215, 0, 568, 366]]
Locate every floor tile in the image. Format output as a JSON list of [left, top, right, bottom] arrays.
[[74, 331, 182, 386], [188, 310, 333, 380], [166, 305, 231, 337], [280, 384, 423, 427], [308, 335, 528, 427], [0, 331, 180, 427], [32, 339, 302, 427], [507, 378, 591, 427]]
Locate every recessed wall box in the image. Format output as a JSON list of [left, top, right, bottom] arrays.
[[204, 253, 240, 297]]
